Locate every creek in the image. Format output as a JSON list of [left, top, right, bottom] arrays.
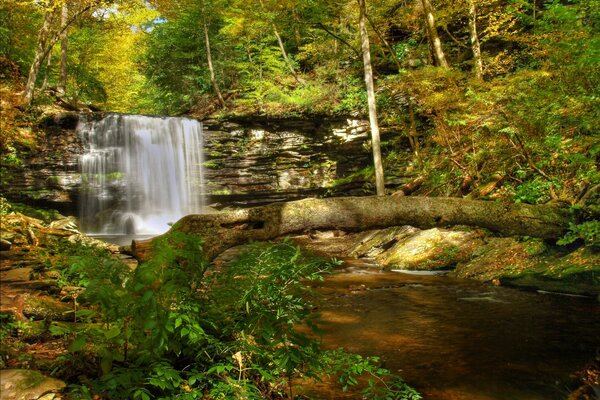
[[304, 259, 600, 399], [73, 113, 598, 399]]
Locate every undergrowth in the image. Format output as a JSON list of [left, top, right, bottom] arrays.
[[39, 233, 420, 399]]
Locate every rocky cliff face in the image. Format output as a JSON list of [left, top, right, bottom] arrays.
[[2, 112, 83, 215], [202, 116, 376, 208], [3, 113, 398, 214]]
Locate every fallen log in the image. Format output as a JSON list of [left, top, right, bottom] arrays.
[[132, 196, 573, 261], [131, 196, 574, 262]]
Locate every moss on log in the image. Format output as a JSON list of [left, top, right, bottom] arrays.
[[131, 196, 573, 261]]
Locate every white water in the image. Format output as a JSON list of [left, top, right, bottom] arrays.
[[78, 114, 204, 235]]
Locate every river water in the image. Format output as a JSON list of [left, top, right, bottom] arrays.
[[305, 259, 600, 399]]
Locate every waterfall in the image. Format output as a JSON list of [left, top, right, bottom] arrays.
[[78, 113, 204, 235]]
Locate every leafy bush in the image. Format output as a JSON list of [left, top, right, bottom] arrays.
[[558, 221, 600, 250], [50, 233, 418, 399]]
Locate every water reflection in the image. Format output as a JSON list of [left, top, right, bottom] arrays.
[[307, 262, 600, 400]]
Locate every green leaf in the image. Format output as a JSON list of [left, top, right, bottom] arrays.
[[69, 335, 87, 352], [104, 325, 121, 339]]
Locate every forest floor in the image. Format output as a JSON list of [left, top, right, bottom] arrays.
[[1, 207, 599, 399]]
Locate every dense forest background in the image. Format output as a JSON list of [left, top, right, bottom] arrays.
[[1, 0, 599, 204]]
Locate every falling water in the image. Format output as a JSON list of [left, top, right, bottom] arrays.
[[78, 113, 204, 236]]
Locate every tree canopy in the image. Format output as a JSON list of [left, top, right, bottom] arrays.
[[1, 0, 598, 204]]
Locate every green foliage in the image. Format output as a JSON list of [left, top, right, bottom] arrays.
[[47, 232, 415, 399], [558, 221, 600, 250], [512, 177, 554, 205], [0, 196, 63, 222]]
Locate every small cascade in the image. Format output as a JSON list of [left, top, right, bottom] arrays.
[[78, 113, 204, 235]]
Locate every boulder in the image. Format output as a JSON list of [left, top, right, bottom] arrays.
[[0, 369, 65, 400], [372, 227, 484, 270]]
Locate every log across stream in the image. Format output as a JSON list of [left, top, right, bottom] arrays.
[[131, 196, 575, 261]]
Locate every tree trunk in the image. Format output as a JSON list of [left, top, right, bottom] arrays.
[[420, 0, 449, 68], [131, 196, 573, 262], [258, 0, 303, 84], [273, 27, 301, 82], [41, 49, 53, 91], [24, 10, 56, 105], [24, 3, 94, 105], [203, 22, 226, 108], [468, 0, 483, 80], [58, 3, 68, 94], [365, 14, 402, 71], [358, 0, 385, 196]]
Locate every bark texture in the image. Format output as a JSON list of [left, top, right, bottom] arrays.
[[358, 0, 385, 195], [203, 23, 226, 108], [468, 0, 483, 79], [58, 3, 68, 94], [420, 0, 449, 68], [131, 196, 573, 262]]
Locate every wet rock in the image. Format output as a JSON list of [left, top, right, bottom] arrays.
[[350, 226, 419, 258], [0, 369, 65, 400], [23, 295, 74, 321], [0, 268, 33, 282], [376, 228, 484, 270], [349, 226, 484, 271]]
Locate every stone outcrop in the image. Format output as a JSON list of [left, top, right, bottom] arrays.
[[1, 113, 83, 215], [201, 117, 391, 207], [3, 113, 411, 214], [350, 226, 485, 270], [0, 369, 65, 400]]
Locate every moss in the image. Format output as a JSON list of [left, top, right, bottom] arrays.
[[456, 238, 600, 296]]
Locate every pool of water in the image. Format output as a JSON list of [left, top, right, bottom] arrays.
[[306, 259, 600, 399]]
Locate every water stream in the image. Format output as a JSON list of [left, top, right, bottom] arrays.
[[306, 260, 600, 399], [78, 114, 204, 236]]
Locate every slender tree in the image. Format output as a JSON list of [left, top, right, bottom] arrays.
[[41, 49, 53, 91], [24, 0, 99, 105], [258, 0, 303, 84], [58, 2, 69, 94], [358, 0, 385, 196], [24, 9, 57, 104], [203, 21, 226, 108], [420, 0, 449, 68], [468, 0, 483, 79]]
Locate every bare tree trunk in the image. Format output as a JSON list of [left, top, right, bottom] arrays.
[[258, 0, 303, 84], [358, 0, 385, 196], [365, 14, 402, 70], [131, 196, 574, 262], [58, 3, 68, 94], [273, 27, 301, 81], [41, 50, 53, 91], [24, 10, 56, 105], [420, 0, 449, 68], [24, 3, 95, 105], [409, 104, 423, 169], [203, 23, 226, 108], [468, 0, 483, 79]]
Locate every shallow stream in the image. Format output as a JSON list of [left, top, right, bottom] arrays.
[[306, 259, 600, 399]]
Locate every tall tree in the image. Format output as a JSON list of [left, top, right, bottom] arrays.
[[420, 0, 449, 68], [203, 21, 226, 107], [358, 0, 385, 195], [258, 0, 303, 84], [58, 2, 68, 94], [24, 8, 57, 104], [24, 0, 101, 105], [468, 0, 483, 79]]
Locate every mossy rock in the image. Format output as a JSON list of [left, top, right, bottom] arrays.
[[0, 369, 65, 400], [455, 238, 600, 297], [375, 227, 485, 271]]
